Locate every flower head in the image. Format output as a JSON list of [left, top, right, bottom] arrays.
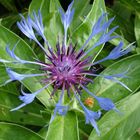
[[0, 0, 133, 135]]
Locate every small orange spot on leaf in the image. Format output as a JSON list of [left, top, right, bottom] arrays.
[[84, 97, 94, 108]]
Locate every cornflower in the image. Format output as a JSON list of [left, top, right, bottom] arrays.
[[0, 1, 133, 135]]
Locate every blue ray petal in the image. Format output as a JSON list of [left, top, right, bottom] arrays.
[[10, 103, 26, 111], [4, 68, 46, 85], [81, 72, 132, 92], [95, 96, 115, 111], [80, 84, 119, 112], [59, 0, 74, 30], [0, 59, 11, 63], [80, 26, 119, 59], [95, 96, 122, 114], [11, 82, 53, 111], [50, 84, 68, 123], [80, 13, 115, 50], [18, 13, 50, 53], [6, 43, 27, 64], [72, 87, 101, 135], [79, 14, 117, 54], [59, 0, 74, 46], [31, 10, 44, 38], [6, 68, 25, 81], [108, 77, 132, 92], [5, 44, 48, 66], [17, 14, 36, 40], [93, 42, 134, 65]]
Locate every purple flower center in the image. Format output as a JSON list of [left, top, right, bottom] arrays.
[[41, 44, 91, 91]]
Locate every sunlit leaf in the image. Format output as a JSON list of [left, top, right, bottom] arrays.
[[89, 91, 140, 140], [0, 122, 43, 140]]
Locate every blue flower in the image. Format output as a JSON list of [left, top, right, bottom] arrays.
[[0, 1, 133, 135]]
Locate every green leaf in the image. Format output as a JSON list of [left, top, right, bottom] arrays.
[[118, 0, 140, 12], [0, 91, 46, 126], [0, 25, 55, 108], [109, 32, 130, 49], [0, 82, 19, 95], [0, 0, 17, 12], [86, 54, 140, 106], [1, 13, 27, 30], [135, 12, 140, 47], [0, 26, 35, 69], [0, 122, 43, 140], [38, 127, 48, 139], [107, 6, 134, 43], [45, 112, 79, 140], [71, 0, 106, 60], [70, 0, 91, 32], [127, 132, 140, 140], [89, 91, 140, 140]]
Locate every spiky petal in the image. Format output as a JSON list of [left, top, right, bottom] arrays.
[[72, 87, 101, 135], [50, 84, 68, 123], [11, 82, 53, 111], [17, 14, 36, 40], [59, 0, 74, 46], [4, 68, 46, 85], [80, 13, 115, 51], [93, 42, 133, 65], [80, 84, 118, 111]]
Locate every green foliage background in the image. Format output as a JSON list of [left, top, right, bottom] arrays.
[[0, 0, 140, 140]]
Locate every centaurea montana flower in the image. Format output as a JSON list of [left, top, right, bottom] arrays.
[[1, 1, 133, 136]]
